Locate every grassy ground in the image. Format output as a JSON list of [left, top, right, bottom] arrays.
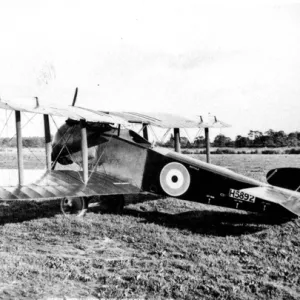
[[0, 152, 300, 299]]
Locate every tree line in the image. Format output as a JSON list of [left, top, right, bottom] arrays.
[[1, 129, 300, 149], [0, 137, 48, 148], [161, 130, 300, 148]]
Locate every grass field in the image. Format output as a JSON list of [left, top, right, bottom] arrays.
[[0, 151, 300, 299]]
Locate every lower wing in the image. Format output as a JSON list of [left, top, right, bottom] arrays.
[[0, 170, 141, 201]]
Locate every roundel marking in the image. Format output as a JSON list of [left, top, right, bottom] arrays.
[[159, 162, 191, 197]]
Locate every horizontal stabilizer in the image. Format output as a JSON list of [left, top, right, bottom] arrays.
[[267, 168, 300, 191], [240, 186, 300, 217]]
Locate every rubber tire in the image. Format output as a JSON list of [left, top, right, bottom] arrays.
[[60, 197, 88, 217]]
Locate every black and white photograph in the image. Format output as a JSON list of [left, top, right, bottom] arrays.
[[0, 0, 299, 299]]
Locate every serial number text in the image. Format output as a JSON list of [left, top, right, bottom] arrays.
[[229, 189, 256, 203]]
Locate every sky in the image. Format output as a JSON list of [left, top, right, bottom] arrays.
[[0, 0, 300, 140]]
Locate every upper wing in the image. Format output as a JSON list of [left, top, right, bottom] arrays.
[[0, 98, 230, 128], [0, 170, 141, 201], [104, 111, 230, 128], [0, 98, 127, 125]]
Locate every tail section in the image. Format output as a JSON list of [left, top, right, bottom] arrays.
[[240, 186, 300, 217]]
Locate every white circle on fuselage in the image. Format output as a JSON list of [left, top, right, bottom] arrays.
[[165, 169, 184, 189], [160, 162, 191, 197]]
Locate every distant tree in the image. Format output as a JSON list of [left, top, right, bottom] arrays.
[[235, 135, 250, 148], [193, 136, 206, 148], [180, 136, 190, 148], [273, 131, 288, 147], [264, 138, 276, 147], [213, 134, 232, 147], [265, 129, 276, 138], [22, 137, 45, 148], [163, 134, 174, 147], [263, 129, 276, 147], [160, 134, 191, 148], [248, 130, 262, 140], [0, 137, 16, 147], [248, 130, 263, 147], [0, 137, 46, 148], [287, 132, 298, 147], [260, 130, 288, 147]]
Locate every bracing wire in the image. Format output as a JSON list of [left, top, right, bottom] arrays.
[[0, 110, 13, 138], [1, 111, 38, 169], [51, 118, 80, 164], [194, 128, 204, 141], [183, 128, 192, 144], [5, 113, 37, 146], [21, 113, 46, 169], [161, 128, 171, 143], [88, 134, 114, 181], [137, 124, 144, 135], [149, 125, 159, 144]]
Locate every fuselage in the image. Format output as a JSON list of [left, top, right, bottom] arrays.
[[52, 121, 299, 217]]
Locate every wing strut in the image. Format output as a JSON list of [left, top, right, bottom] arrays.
[[142, 123, 149, 140], [205, 127, 210, 163], [80, 119, 88, 184], [174, 128, 181, 153], [72, 87, 78, 106], [15, 111, 24, 186], [43, 114, 52, 170]]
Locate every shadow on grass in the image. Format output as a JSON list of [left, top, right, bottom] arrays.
[[121, 207, 294, 236], [0, 194, 143, 225], [0, 196, 295, 237], [0, 199, 62, 225]]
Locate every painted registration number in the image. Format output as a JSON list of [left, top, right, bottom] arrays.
[[229, 189, 255, 203]]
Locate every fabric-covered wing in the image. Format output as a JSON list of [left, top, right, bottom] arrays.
[[0, 98, 127, 125], [0, 170, 141, 201], [0, 98, 230, 128], [106, 111, 231, 128]]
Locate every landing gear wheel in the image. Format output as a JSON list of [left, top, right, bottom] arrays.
[[60, 197, 88, 217]]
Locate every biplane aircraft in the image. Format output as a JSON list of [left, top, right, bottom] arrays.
[[0, 96, 299, 219]]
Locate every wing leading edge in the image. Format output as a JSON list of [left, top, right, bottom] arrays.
[[0, 98, 127, 125]]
